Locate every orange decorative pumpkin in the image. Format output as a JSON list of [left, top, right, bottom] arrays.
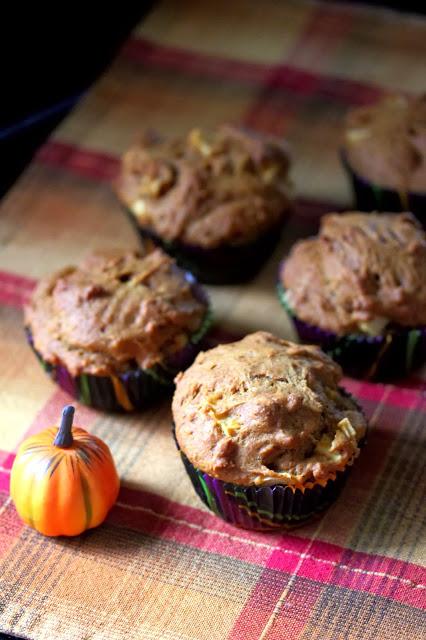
[[10, 405, 120, 536]]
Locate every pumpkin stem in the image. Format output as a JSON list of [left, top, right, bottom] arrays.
[[54, 405, 75, 448]]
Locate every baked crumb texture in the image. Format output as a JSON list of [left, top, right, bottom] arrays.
[[282, 212, 426, 335], [343, 94, 425, 193], [26, 248, 208, 377], [116, 125, 291, 249], [173, 332, 367, 489]]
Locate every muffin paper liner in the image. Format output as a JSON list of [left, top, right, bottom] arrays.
[[341, 151, 426, 227], [277, 280, 426, 381], [173, 428, 356, 530], [124, 207, 284, 284], [26, 276, 212, 412]]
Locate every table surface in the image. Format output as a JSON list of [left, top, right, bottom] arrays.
[[0, 2, 425, 639]]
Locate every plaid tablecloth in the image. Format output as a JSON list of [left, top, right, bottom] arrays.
[[1, 2, 425, 638]]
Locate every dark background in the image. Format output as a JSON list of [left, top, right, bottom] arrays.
[[0, 1, 424, 200], [0, 5, 153, 197]]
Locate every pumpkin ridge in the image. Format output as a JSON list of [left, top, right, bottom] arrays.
[[80, 473, 92, 529], [44, 453, 61, 475], [84, 443, 106, 463], [21, 444, 50, 454], [48, 454, 63, 478], [68, 455, 76, 477], [26, 476, 35, 530], [77, 449, 92, 467]]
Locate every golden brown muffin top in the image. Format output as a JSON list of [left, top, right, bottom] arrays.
[[343, 94, 426, 192], [25, 248, 208, 376], [281, 212, 426, 335], [115, 125, 291, 249], [173, 332, 366, 488]]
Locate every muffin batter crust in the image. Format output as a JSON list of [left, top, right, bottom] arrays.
[[173, 332, 366, 488], [26, 249, 208, 376], [116, 125, 291, 249], [281, 212, 426, 335], [343, 94, 426, 192]]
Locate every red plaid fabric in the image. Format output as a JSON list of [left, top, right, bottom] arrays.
[[1, 2, 425, 638]]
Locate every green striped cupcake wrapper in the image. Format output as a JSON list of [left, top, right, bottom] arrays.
[[277, 281, 426, 381], [28, 339, 169, 411], [178, 447, 351, 531], [341, 150, 425, 227], [173, 425, 364, 531], [124, 207, 285, 285], [25, 300, 213, 412]]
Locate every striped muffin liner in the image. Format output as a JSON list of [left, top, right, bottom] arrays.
[[277, 280, 426, 381], [124, 207, 285, 284], [174, 430, 356, 531], [26, 277, 212, 412], [341, 151, 425, 227]]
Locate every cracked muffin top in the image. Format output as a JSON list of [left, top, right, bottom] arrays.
[[173, 332, 367, 488], [281, 211, 426, 335], [25, 248, 208, 376], [115, 125, 291, 249], [343, 94, 426, 192]]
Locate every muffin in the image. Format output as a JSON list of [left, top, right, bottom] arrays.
[[342, 94, 425, 224], [173, 332, 367, 530], [25, 248, 211, 411], [278, 211, 426, 380], [114, 125, 292, 283]]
